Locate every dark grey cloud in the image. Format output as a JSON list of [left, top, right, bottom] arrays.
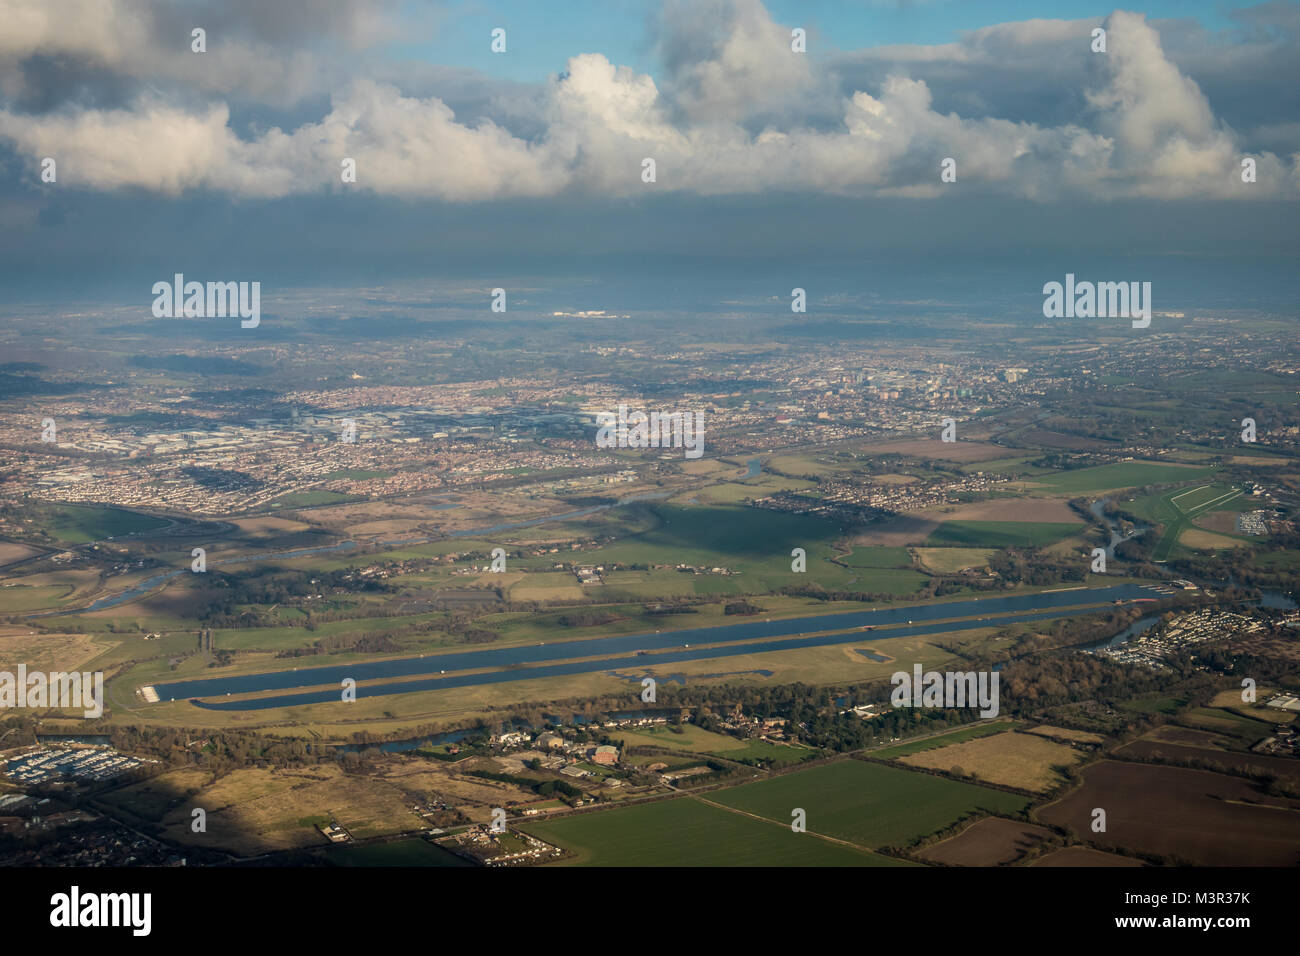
[[0, 0, 410, 114], [6, 54, 140, 113]]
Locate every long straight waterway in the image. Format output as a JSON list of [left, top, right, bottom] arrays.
[[152, 583, 1161, 709]]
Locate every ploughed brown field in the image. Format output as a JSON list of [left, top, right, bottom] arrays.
[[1036, 760, 1300, 866], [1147, 725, 1232, 745], [916, 817, 1053, 866], [0, 541, 41, 567], [1115, 739, 1300, 787], [1031, 846, 1144, 867], [850, 514, 940, 547], [1193, 510, 1243, 535], [920, 497, 1081, 523], [853, 496, 1080, 547], [1015, 429, 1113, 451], [858, 438, 1010, 463]]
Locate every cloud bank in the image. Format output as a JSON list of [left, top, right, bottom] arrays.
[[0, 1, 1295, 201]]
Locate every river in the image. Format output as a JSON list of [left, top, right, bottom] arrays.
[[1089, 497, 1152, 560]]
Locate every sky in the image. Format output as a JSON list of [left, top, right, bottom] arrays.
[[402, 0, 1252, 80], [0, 0, 1297, 307]]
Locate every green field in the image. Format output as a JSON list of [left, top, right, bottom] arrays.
[[615, 724, 749, 752], [565, 503, 864, 591], [841, 568, 929, 594], [615, 725, 820, 766], [839, 547, 913, 568], [720, 740, 820, 766], [1033, 462, 1213, 494], [209, 608, 449, 652], [1131, 482, 1244, 561], [1168, 484, 1244, 515], [914, 548, 996, 574], [0, 584, 74, 611], [43, 504, 169, 544], [831, 550, 930, 592], [1178, 707, 1274, 744], [958, 457, 1051, 476], [873, 720, 1015, 759], [521, 795, 906, 866], [925, 521, 1082, 548], [612, 725, 820, 766], [697, 475, 816, 504], [267, 490, 354, 509], [708, 758, 1029, 848]]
